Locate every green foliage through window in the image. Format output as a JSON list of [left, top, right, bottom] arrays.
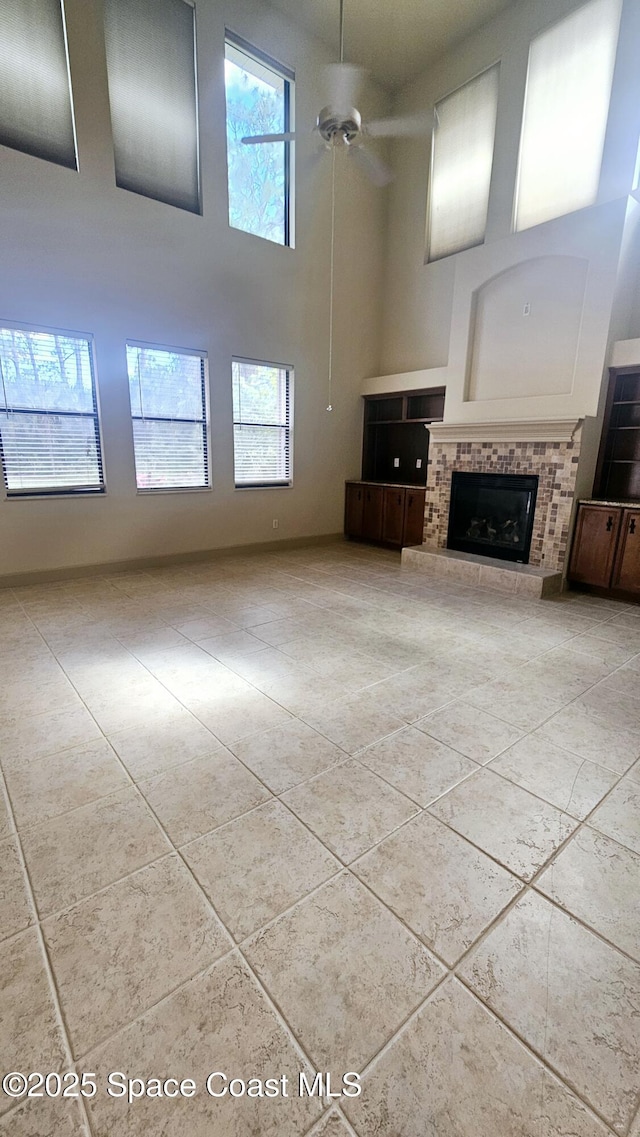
[[225, 36, 293, 245]]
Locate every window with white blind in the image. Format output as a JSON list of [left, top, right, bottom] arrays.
[[232, 360, 292, 487], [515, 0, 621, 232], [0, 0, 77, 169], [427, 64, 500, 262], [225, 34, 294, 246], [127, 344, 209, 491], [103, 0, 200, 213], [0, 326, 104, 496]]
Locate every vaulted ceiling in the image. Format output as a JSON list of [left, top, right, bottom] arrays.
[[267, 0, 518, 91]]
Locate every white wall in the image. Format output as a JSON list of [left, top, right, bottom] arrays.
[[376, 0, 640, 427], [0, 0, 388, 578]]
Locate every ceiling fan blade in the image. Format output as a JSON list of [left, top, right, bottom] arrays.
[[241, 132, 297, 144], [366, 112, 430, 139], [325, 62, 365, 109], [348, 144, 394, 187]]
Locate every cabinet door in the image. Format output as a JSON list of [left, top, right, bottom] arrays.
[[362, 485, 384, 541], [612, 509, 640, 594], [382, 488, 405, 545], [344, 483, 364, 538], [404, 489, 426, 547], [569, 505, 622, 588]]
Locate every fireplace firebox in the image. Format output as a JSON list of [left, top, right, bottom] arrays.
[[447, 472, 539, 564]]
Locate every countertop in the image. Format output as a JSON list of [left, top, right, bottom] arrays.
[[346, 480, 427, 491], [579, 498, 640, 509]]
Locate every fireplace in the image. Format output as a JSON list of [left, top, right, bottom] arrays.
[[447, 472, 539, 564]]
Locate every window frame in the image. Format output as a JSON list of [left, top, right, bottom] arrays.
[[231, 356, 294, 490], [126, 339, 211, 494], [425, 61, 501, 264], [0, 321, 105, 500], [224, 30, 295, 248], [512, 0, 622, 234]]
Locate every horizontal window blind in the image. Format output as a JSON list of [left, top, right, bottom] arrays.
[[104, 0, 200, 213], [515, 0, 621, 232], [232, 360, 292, 487], [428, 64, 500, 262], [0, 327, 104, 495], [0, 0, 76, 169], [127, 344, 209, 490]]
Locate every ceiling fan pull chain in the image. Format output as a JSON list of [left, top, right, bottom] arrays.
[[327, 145, 336, 413]]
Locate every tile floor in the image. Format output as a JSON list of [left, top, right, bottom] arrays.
[[1, 541, 639, 1136]]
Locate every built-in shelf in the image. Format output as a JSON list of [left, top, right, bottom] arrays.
[[595, 369, 640, 503], [362, 388, 445, 488]]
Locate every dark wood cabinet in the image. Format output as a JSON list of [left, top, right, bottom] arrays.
[[382, 487, 406, 545], [569, 502, 640, 597], [569, 505, 621, 588], [344, 482, 364, 539], [404, 487, 426, 547], [345, 482, 425, 548], [362, 484, 384, 541], [612, 510, 640, 595]]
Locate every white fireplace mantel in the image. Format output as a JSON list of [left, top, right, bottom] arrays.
[[427, 419, 583, 444]]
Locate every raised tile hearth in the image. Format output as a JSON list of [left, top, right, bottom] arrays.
[[401, 545, 563, 597]]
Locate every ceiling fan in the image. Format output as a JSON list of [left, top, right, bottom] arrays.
[[240, 0, 424, 186]]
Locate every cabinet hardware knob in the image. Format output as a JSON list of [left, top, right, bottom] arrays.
[[606, 515, 613, 531], [408, 496, 413, 506], [398, 495, 402, 505], [630, 518, 637, 535]]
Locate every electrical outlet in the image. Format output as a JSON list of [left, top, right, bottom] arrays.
[[272, 519, 279, 529], [523, 302, 531, 316], [416, 459, 422, 468], [393, 457, 400, 468]]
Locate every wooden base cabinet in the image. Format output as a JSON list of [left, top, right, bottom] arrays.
[[569, 502, 640, 597], [613, 509, 640, 595], [345, 482, 425, 548]]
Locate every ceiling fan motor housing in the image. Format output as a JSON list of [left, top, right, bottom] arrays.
[[317, 105, 362, 145]]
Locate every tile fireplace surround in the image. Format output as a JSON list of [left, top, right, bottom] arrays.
[[421, 420, 583, 574]]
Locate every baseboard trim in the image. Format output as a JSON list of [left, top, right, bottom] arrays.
[[0, 533, 345, 589]]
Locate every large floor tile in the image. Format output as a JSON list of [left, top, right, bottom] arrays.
[[537, 826, 640, 960], [0, 705, 102, 766], [0, 928, 67, 1115], [536, 701, 640, 774], [230, 719, 345, 794], [0, 785, 12, 840], [281, 759, 418, 862], [358, 726, 478, 806], [108, 709, 219, 780], [588, 777, 640, 854], [353, 811, 522, 965], [0, 1097, 87, 1136], [458, 891, 640, 1133], [189, 689, 293, 745], [4, 738, 129, 830], [22, 788, 170, 915], [84, 954, 322, 1137], [300, 689, 406, 754], [465, 676, 569, 731], [0, 835, 32, 940], [429, 767, 577, 880], [43, 854, 231, 1055], [139, 750, 270, 846], [417, 700, 523, 763], [183, 799, 340, 940], [245, 873, 444, 1075], [344, 978, 611, 1137], [489, 734, 617, 819]]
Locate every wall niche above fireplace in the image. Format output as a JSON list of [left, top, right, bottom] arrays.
[[447, 472, 539, 564]]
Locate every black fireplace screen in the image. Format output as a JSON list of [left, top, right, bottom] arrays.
[[447, 472, 539, 564]]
